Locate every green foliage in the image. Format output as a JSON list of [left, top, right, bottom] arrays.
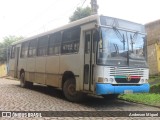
[[150, 84, 160, 93], [0, 35, 24, 62], [69, 6, 92, 22], [148, 75, 160, 85], [2, 36, 23, 45]]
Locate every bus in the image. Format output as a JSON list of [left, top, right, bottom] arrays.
[[8, 14, 149, 102]]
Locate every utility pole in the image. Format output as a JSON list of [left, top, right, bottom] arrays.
[[91, 0, 98, 14]]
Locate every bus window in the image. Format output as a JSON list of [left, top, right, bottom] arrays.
[[28, 39, 37, 57], [21, 41, 29, 58], [37, 36, 48, 56], [11, 46, 15, 59], [85, 34, 90, 53], [48, 32, 61, 55], [61, 28, 80, 54]]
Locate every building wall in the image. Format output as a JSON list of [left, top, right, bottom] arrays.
[[0, 64, 7, 77], [145, 20, 160, 75], [155, 44, 160, 73]]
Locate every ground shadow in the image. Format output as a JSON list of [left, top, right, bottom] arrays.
[[15, 84, 138, 110]]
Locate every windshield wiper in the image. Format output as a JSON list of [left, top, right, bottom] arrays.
[[130, 32, 138, 52], [113, 27, 126, 50], [113, 27, 130, 65], [113, 43, 119, 54], [126, 32, 129, 65]]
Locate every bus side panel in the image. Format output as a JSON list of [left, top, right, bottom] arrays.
[[26, 57, 36, 82], [59, 54, 82, 90], [78, 53, 85, 91], [79, 29, 85, 91], [9, 59, 15, 77], [35, 57, 46, 84], [46, 56, 60, 87]]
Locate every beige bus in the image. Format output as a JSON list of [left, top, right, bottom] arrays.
[[9, 14, 149, 102]]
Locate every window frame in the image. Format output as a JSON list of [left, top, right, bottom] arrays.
[[37, 35, 49, 57], [11, 45, 16, 59], [20, 41, 29, 58], [48, 32, 61, 56], [61, 27, 80, 54], [28, 39, 37, 58]]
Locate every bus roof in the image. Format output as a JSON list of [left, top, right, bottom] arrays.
[[11, 14, 99, 45], [11, 14, 145, 45]]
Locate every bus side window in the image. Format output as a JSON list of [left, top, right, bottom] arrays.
[[37, 35, 48, 56], [28, 39, 37, 57], [21, 41, 29, 58], [85, 34, 90, 53], [71, 28, 80, 52], [48, 32, 61, 55], [11, 46, 15, 59], [61, 27, 80, 54], [93, 30, 99, 53]]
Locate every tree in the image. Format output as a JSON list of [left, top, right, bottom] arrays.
[[0, 35, 24, 62], [69, 6, 92, 22]]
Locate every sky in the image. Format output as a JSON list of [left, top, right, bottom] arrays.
[[0, 0, 160, 42]]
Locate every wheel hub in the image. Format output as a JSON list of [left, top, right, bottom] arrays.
[[68, 84, 76, 95]]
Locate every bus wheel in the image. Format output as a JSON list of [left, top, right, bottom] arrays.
[[20, 72, 33, 88], [63, 78, 84, 102], [102, 94, 119, 100]]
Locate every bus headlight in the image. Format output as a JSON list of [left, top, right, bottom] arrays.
[[98, 77, 114, 83], [104, 78, 108, 83], [141, 79, 144, 83], [145, 79, 148, 83], [104, 78, 114, 83], [109, 78, 114, 83]]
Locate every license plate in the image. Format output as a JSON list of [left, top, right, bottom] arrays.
[[124, 90, 133, 94]]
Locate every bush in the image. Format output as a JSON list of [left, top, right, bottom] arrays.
[[150, 84, 160, 93]]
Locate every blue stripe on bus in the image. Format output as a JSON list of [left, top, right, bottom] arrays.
[[96, 83, 150, 95]]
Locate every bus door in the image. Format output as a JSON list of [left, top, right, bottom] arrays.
[[84, 30, 95, 91], [14, 47, 20, 78]]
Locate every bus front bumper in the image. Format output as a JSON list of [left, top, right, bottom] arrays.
[[96, 83, 150, 95]]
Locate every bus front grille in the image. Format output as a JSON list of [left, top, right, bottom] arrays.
[[115, 78, 140, 83], [109, 67, 145, 77]]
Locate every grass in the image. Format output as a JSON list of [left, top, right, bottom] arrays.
[[119, 93, 160, 107], [119, 76, 160, 107]]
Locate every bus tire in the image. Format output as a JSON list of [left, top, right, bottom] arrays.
[[20, 72, 33, 88], [63, 78, 84, 102], [102, 94, 119, 100]]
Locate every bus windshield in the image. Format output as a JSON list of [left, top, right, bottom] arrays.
[[97, 27, 148, 67]]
